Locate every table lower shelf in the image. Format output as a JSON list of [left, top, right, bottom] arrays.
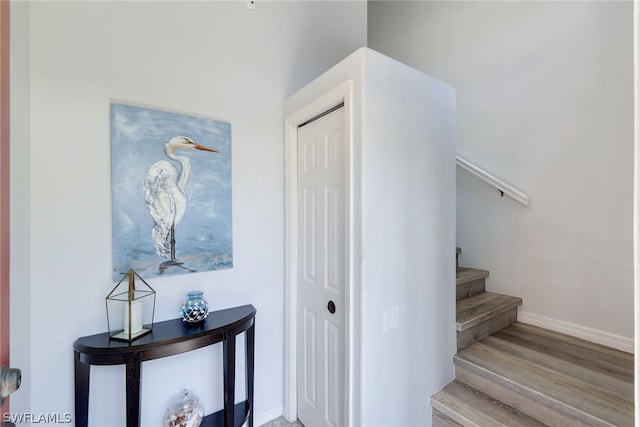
[[201, 401, 251, 427]]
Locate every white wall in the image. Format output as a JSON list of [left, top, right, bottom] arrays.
[[359, 49, 456, 427], [10, 0, 31, 418], [13, 2, 366, 425], [369, 1, 635, 347], [284, 48, 456, 427]]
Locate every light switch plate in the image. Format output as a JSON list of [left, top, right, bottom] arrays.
[[383, 306, 399, 332]]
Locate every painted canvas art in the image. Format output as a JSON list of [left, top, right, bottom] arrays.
[[111, 103, 232, 280]]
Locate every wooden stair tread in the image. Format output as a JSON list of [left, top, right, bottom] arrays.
[[440, 249, 632, 426], [493, 322, 633, 382], [456, 267, 489, 286], [454, 323, 634, 427], [456, 292, 522, 332], [431, 380, 546, 427]]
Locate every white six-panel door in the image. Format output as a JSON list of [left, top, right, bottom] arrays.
[[296, 107, 346, 427]]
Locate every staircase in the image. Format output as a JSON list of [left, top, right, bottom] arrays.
[[431, 248, 634, 427]]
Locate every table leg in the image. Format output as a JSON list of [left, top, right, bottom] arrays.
[[74, 351, 90, 427], [246, 323, 255, 427], [125, 353, 142, 427], [223, 333, 236, 427]]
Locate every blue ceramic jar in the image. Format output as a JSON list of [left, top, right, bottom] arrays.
[[181, 291, 209, 324]]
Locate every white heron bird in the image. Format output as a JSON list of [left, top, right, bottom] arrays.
[[144, 136, 218, 273]]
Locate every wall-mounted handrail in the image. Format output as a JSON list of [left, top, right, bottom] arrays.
[[456, 155, 530, 207]]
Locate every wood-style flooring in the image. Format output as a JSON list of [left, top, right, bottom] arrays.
[[436, 321, 634, 427]]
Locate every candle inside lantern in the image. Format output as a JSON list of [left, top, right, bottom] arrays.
[[124, 299, 143, 337]]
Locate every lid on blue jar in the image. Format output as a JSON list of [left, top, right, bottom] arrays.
[[187, 290, 204, 297]]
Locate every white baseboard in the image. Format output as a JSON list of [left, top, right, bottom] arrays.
[[518, 311, 634, 354], [254, 406, 283, 427]]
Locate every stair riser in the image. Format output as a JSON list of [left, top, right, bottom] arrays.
[[433, 409, 464, 427], [456, 278, 486, 301], [432, 380, 548, 427], [457, 308, 517, 351], [443, 249, 632, 427], [454, 363, 607, 427], [457, 294, 521, 332]]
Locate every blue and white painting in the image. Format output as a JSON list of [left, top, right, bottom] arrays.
[[111, 103, 232, 280]]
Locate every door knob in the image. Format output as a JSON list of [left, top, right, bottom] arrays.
[[327, 300, 336, 314], [0, 365, 21, 406]]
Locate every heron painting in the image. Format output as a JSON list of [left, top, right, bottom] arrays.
[[111, 103, 233, 280]]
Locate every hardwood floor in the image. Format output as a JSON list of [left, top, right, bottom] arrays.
[[456, 292, 522, 332], [455, 266, 521, 351], [450, 322, 634, 426], [432, 379, 546, 427], [455, 267, 489, 301], [434, 249, 633, 426]]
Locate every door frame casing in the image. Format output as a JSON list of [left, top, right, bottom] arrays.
[[284, 80, 357, 426], [0, 0, 10, 409]]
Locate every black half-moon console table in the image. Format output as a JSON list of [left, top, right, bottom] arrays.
[[73, 304, 256, 427]]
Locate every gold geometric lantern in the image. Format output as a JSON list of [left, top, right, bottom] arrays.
[[106, 269, 156, 342]]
